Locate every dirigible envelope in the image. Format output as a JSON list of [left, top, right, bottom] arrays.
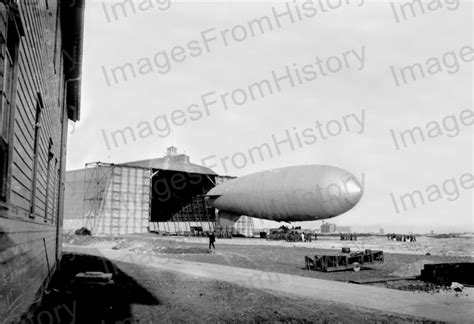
[[207, 165, 363, 222]]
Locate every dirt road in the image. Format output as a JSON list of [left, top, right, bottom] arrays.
[[29, 251, 430, 323], [65, 246, 474, 323]]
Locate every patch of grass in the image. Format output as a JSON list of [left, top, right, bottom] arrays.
[[160, 247, 211, 255]]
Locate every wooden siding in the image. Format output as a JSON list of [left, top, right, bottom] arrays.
[[0, 1, 70, 322]]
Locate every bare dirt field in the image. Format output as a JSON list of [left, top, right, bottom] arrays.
[[29, 252, 431, 323], [63, 233, 473, 297]]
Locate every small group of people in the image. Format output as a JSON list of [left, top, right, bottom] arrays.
[[387, 233, 416, 242], [300, 232, 314, 242], [340, 233, 357, 241], [285, 231, 314, 242]]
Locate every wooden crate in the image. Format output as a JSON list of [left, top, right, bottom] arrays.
[[305, 250, 384, 272]]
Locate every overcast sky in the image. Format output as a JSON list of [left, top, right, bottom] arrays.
[[67, 0, 473, 233]]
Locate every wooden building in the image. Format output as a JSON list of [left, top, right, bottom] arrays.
[[0, 1, 84, 322]]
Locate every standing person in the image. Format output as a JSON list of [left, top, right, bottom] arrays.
[[209, 232, 216, 250]]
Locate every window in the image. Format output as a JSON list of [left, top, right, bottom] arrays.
[[51, 158, 58, 223], [44, 139, 54, 221], [0, 4, 22, 202], [0, 143, 7, 201], [54, 167, 60, 223], [53, 3, 59, 74], [30, 94, 44, 216], [57, 55, 63, 106]]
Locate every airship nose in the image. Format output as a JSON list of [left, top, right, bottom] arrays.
[[344, 177, 363, 205]]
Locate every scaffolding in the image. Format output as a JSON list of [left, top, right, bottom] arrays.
[[101, 166, 151, 235], [149, 175, 246, 237], [83, 162, 114, 233], [108, 166, 122, 235], [83, 162, 151, 235]]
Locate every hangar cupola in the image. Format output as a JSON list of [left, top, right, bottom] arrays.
[[167, 146, 178, 156]]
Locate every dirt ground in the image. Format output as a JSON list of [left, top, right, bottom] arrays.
[[26, 253, 432, 323], [63, 233, 473, 295]]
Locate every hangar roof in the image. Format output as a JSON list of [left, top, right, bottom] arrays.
[[120, 154, 217, 175]]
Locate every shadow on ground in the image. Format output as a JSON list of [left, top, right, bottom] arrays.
[[24, 253, 159, 324]]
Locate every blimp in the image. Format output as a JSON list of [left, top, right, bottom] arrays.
[[207, 165, 363, 222]]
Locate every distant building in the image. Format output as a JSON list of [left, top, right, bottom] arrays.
[[217, 213, 254, 237], [321, 223, 336, 233], [64, 146, 216, 235], [166, 145, 178, 156], [64, 147, 254, 237], [380, 228, 384, 234], [336, 226, 351, 233]]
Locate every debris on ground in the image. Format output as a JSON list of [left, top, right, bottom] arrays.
[[451, 282, 463, 292], [74, 227, 92, 236], [74, 272, 114, 283]]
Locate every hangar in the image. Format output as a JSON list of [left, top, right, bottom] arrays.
[[64, 146, 255, 236]]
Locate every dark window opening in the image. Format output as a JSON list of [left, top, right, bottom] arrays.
[[44, 139, 54, 221], [57, 54, 63, 106], [53, 3, 59, 74], [30, 94, 44, 216], [55, 167, 61, 223], [0, 8, 21, 202], [51, 158, 58, 223], [0, 149, 7, 201]]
